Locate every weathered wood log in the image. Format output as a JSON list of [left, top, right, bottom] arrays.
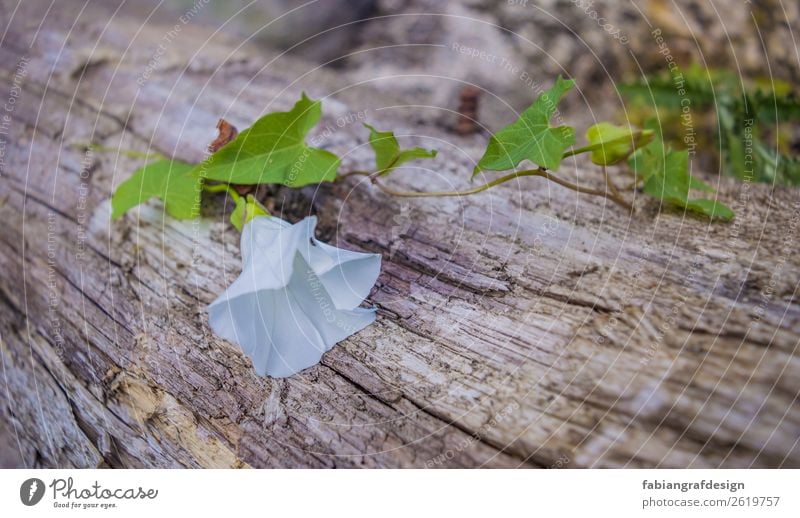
[[1, 2, 799, 468]]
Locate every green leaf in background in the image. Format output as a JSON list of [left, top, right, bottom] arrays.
[[620, 66, 800, 185], [364, 123, 437, 175], [689, 175, 716, 193], [111, 159, 202, 220], [628, 120, 715, 193], [636, 145, 733, 221], [585, 122, 654, 165], [191, 93, 340, 187], [683, 198, 735, 220], [627, 144, 658, 180], [641, 149, 691, 202], [474, 76, 575, 175]]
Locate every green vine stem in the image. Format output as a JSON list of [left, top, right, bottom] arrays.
[[203, 183, 242, 203], [69, 142, 165, 161], [602, 165, 624, 200], [339, 167, 634, 211]]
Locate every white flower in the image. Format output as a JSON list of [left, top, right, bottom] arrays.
[[208, 216, 381, 378]]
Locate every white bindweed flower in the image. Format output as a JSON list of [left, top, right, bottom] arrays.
[[208, 215, 381, 378]]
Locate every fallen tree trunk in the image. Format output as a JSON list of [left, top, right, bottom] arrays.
[[1, 3, 798, 468]]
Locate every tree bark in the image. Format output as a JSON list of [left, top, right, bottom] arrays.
[[1, 2, 798, 468]]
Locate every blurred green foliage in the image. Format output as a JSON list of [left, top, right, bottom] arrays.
[[619, 65, 800, 185]]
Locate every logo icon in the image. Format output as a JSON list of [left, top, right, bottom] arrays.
[[20, 478, 45, 506]]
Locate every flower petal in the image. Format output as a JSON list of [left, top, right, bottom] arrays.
[[208, 215, 380, 377], [215, 216, 302, 302], [296, 216, 382, 310], [208, 254, 376, 378]]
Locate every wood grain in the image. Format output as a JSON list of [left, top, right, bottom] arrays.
[[1, 2, 798, 468]]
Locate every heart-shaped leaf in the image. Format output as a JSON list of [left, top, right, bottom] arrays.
[[191, 93, 340, 187], [112, 159, 201, 220], [474, 76, 575, 175], [364, 123, 437, 175]]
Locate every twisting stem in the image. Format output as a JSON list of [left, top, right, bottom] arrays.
[[601, 165, 633, 211], [336, 170, 372, 179], [203, 183, 242, 203], [69, 142, 165, 160], [604, 166, 632, 211], [622, 178, 640, 190], [344, 167, 632, 210]]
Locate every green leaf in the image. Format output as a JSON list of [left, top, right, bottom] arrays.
[[230, 194, 269, 232], [111, 159, 201, 220], [628, 119, 716, 193], [628, 122, 665, 184], [584, 123, 654, 165], [683, 199, 734, 220], [474, 76, 575, 175], [621, 66, 800, 186], [230, 197, 247, 232], [639, 146, 733, 221], [191, 93, 340, 187], [747, 87, 800, 125], [618, 65, 718, 109], [364, 123, 437, 175], [642, 149, 691, 201], [689, 176, 716, 193]]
